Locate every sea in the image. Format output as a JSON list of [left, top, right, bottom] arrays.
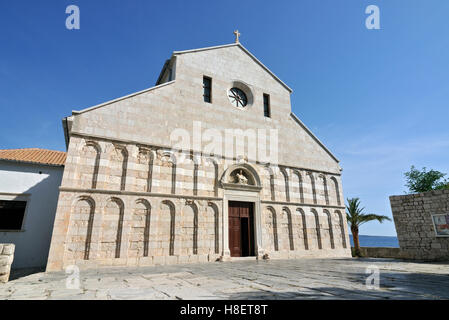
[[349, 235, 399, 248]]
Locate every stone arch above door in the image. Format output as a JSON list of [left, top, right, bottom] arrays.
[[220, 163, 262, 192]]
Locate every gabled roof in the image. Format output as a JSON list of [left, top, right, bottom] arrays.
[[173, 43, 293, 93], [72, 42, 291, 116], [72, 80, 175, 115], [0, 148, 66, 166]]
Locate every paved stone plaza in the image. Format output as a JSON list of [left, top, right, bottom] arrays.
[[1, 258, 448, 300]]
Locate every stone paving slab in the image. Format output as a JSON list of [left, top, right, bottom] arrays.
[[0, 258, 448, 300]]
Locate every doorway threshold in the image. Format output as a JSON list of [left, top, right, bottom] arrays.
[[230, 256, 257, 261]]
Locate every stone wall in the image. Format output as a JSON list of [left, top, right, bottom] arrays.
[[0, 244, 15, 283], [68, 44, 342, 173], [354, 247, 408, 259], [390, 190, 449, 261], [46, 140, 351, 271], [45, 135, 351, 271]]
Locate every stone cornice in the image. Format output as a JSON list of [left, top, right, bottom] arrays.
[[261, 199, 345, 210], [71, 80, 176, 115], [58, 187, 346, 210], [221, 183, 263, 192], [59, 187, 222, 201], [290, 113, 340, 164], [173, 43, 293, 93]]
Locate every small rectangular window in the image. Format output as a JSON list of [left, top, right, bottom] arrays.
[[264, 94, 271, 118], [0, 200, 27, 231], [203, 76, 212, 103]]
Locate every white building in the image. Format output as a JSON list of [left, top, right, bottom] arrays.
[[0, 149, 65, 269]]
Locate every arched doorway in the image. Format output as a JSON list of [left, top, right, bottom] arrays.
[[220, 163, 262, 258]]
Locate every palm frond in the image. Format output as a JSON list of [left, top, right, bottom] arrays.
[[345, 198, 391, 228]]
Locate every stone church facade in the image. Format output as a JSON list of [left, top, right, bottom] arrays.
[[46, 41, 351, 271]]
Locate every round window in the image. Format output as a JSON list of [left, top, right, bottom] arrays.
[[228, 87, 248, 108]]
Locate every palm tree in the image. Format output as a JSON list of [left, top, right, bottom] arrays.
[[346, 198, 391, 257]]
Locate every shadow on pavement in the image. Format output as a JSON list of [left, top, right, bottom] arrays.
[[9, 267, 45, 281]]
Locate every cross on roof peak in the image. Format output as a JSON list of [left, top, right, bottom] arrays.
[[233, 30, 241, 43]]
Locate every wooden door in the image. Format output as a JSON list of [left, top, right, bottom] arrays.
[[229, 201, 254, 257], [229, 215, 241, 257], [229, 203, 241, 257]]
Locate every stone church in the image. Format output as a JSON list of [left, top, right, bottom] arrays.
[[46, 34, 351, 271]]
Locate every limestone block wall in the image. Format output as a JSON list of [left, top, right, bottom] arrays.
[[69, 44, 342, 174], [390, 190, 449, 261], [46, 134, 350, 271], [356, 247, 408, 259], [61, 136, 344, 206], [0, 244, 15, 283], [260, 205, 350, 259], [49, 193, 222, 270]]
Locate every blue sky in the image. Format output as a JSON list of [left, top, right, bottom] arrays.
[[1, 1, 448, 236]]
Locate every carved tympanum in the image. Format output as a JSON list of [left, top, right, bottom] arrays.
[[230, 169, 250, 185]]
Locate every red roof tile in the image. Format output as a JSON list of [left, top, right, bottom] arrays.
[[0, 148, 66, 166]]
